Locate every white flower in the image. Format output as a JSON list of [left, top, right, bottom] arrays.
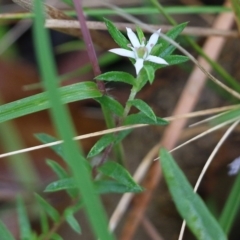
[[228, 156, 240, 175], [109, 28, 168, 75]]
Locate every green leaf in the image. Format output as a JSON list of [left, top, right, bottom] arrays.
[[0, 82, 102, 124], [143, 65, 155, 84], [135, 68, 150, 92], [45, 178, 76, 192], [98, 161, 142, 192], [219, 170, 240, 234], [35, 194, 60, 222], [159, 44, 176, 57], [39, 210, 49, 234], [35, 133, 64, 158], [87, 130, 130, 158], [95, 180, 142, 194], [46, 160, 69, 179], [136, 26, 145, 42], [159, 149, 227, 240], [158, 22, 188, 53], [46, 160, 78, 198], [148, 55, 189, 70], [95, 71, 136, 86], [103, 18, 129, 49], [124, 112, 168, 125], [128, 99, 156, 121], [60, 0, 73, 7], [164, 55, 189, 66], [64, 209, 81, 234], [96, 95, 124, 117], [87, 134, 114, 158], [45, 177, 142, 194], [17, 196, 32, 240], [0, 221, 15, 240], [210, 108, 240, 126], [51, 233, 63, 240]]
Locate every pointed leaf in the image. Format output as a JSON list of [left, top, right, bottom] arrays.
[[64, 209, 81, 234], [51, 233, 63, 240], [148, 55, 189, 70], [17, 196, 32, 240], [103, 18, 129, 49], [136, 67, 150, 91], [0, 81, 102, 124], [39, 210, 49, 234], [158, 22, 188, 53], [46, 160, 78, 198], [35, 194, 60, 222], [143, 65, 155, 84], [87, 130, 130, 158], [0, 221, 15, 240], [95, 180, 143, 194], [95, 71, 136, 86], [98, 161, 142, 192], [44, 178, 76, 192], [128, 99, 156, 121], [210, 108, 240, 126], [159, 44, 176, 57], [35, 133, 64, 158], [136, 26, 145, 42], [46, 160, 69, 179], [164, 55, 189, 66], [159, 149, 227, 240], [87, 134, 114, 159], [96, 95, 124, 117], [124, 112, 168, 125]]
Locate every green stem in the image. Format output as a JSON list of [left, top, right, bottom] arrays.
[[101, 104, 125, 166], [123, 87, 138, 118]]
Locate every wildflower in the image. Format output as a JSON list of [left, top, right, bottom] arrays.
[[109, 28, 168, 75], [228, 156, 240, 175]]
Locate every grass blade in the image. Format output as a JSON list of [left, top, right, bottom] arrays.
[[33, 1, 114, 239]]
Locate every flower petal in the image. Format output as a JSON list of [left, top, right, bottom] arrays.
[[109, 48, 135, 58], [134, 58, 144, 75], [146, 55, 168, 65], [146, 29, 161, 53], [126, 27, 140, 48]]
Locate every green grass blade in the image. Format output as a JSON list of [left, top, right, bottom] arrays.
[[0, 81, 101, 124], [0, 221, 15, 240], [17, 196, 32, 240], [33, 1, 114, 239], [159, 149, 227, 240], [219, 172, 240, 234]]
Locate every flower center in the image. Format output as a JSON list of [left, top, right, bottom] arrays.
[[136, 46, 148, 59]]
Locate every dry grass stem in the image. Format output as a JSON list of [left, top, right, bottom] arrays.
[[0, 105, 237, 159], [44, 19, 239, 38]]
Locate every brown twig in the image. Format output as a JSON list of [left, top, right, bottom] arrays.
[[44, 20, 239, 38]]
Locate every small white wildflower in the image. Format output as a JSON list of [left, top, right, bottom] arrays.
[[109, 28, 168, 75], [228, 156, 240, 175]]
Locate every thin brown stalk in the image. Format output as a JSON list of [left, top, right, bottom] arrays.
[[44, 20, 239, 38]]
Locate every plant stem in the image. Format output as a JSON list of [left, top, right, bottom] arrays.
[[123, 87, 138, 118]]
